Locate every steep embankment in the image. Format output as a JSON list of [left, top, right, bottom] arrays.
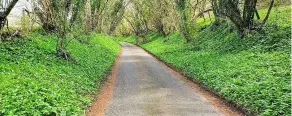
[[139, 6, 290, 116], [0, 33, 120, 115]]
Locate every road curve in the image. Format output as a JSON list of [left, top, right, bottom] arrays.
[[105, 42, 222, 116]]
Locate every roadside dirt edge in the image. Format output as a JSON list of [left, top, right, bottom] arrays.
[[86, 48, 122, 116]]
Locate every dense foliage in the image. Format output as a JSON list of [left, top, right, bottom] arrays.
[[138, 6, 291, 116], [0, 33, 120, 115]]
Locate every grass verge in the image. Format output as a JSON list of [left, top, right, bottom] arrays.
[[0, 32, 120, 115]]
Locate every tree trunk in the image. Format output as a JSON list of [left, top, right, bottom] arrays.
[[153, 17, 165, 36], [175, 0, 191, 42], [262, 0, 274, 25], [108, 0, 125, 34], [3, 0, 19, 17], [243, 0, 257, 29], [180, 9, 191, 42], [0, 0, 19, 30], [211, 0, 221, 23], [255, 9, 260, 19]]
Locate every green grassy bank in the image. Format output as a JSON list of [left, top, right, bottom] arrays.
[[0, 33, 120, 115]]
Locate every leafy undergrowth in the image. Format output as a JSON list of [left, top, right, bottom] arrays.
[[0, 33, 120, 115], [140, 6, 291, 116]]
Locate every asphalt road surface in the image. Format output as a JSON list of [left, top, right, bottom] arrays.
[[105, 42, 222, 116]]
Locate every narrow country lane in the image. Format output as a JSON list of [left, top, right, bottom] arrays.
[[105, 42, 223, 116]]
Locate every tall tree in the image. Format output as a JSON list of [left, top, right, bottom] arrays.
[[108, 0, 126, 34], [34, 0, 85, 61], [0, 0, 19, 30], [211, 0, 262, 37], [89, 0, 109, 31], [175, 0, 191, 42]]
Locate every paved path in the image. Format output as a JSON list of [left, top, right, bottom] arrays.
[[105, 43, 222, 116]]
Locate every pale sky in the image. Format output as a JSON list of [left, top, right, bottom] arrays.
[[7, 0, 32, 26]]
